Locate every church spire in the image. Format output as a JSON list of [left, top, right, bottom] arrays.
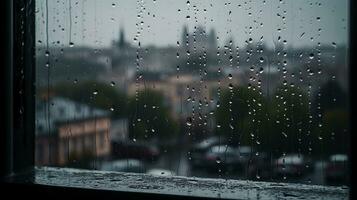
[[118, 27, 125, 48]]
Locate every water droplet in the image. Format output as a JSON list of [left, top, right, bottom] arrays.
[[110, 107, 114, 111], [110, 81, 115, 86], [93, 90, 98, 95], [112, 3, 116, 7], [229, 124, 234, 130], [186, 117, 192, 126], [332, 42, 337, 47], [300, 32, 305, 38], [186, 15, 190, 20], [228, 83, 234, 90], [228, 74, 233, 79], [259, 57, 264, 63], [69, 42, 74, 47], [216, 157, 221, 164], [309, 53, 314, 59], [229, 55, 233, 62]]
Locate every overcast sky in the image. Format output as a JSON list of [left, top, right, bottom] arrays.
[[36, 0, 348, 49]]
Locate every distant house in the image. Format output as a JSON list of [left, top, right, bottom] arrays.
[[110, 118, 129, 142], [35, 97, 111, 166]]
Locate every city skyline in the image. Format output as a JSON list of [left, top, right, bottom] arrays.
[[35, 0, 348, 49]]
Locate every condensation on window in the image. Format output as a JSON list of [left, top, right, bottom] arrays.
[[34, 0, 349, 189]]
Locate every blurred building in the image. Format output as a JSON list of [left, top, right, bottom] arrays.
[[181, 25, 217, 52], [35, 97, 111, 166], [127, 72, 240, 119], [110, 118, 129, 142]]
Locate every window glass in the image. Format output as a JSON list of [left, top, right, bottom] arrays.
[[35, 0, 349, 187]]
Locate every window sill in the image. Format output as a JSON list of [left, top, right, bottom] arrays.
[[3, 167, 349, 199]]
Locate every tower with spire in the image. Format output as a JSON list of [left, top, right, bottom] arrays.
[[118, 27, 126, 48], [181, 25, 189, 48], [208, 28, 217, 50]]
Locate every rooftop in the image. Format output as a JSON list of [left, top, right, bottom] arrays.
[[35, 97, 109, 136]]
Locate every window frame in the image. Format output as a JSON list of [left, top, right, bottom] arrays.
[[1, 0, 35, 177], [0, 0, 354, 199]]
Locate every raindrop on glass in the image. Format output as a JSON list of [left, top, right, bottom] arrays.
[[186, 117, 192, 126], [228, 83, 234, 90]]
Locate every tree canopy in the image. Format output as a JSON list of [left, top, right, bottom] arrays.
[[127, 89, 178, 141]]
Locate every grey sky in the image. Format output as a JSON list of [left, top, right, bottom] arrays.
[[36, 0, 348, 48]]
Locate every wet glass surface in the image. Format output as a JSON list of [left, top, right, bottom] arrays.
[[34, 0, 349, 194]]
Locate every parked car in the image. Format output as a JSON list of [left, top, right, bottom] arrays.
[[189, 136, 228, 168], [274, 154, 313, 177], [237, 146, 254, 165], [100, 159, 145, 173], [324, 154, 348, 185], [247, 152, 272, 180], [201, 145, 242, 172], [111, 140, 160, 161]]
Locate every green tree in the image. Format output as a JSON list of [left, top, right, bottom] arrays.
[[215, 86, 267, 146], [128, 90, 178, 141], [270, 85, 310, 154], [312, 80, 348, 122], [311, 109, 349, 156]]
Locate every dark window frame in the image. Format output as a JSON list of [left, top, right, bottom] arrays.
[[1, 0, 35, 176], [0, 0, 354, 199]]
